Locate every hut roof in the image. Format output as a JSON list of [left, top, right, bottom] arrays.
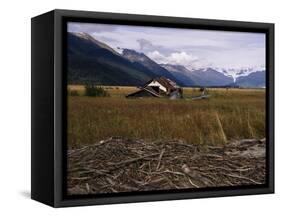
[[144, 76, 180, 90], [126, 86, 161, 98]]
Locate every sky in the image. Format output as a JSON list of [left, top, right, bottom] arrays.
[[68, 22, 266, 70]]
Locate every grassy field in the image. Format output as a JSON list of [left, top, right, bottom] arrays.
[[67, 85, 265, 149]]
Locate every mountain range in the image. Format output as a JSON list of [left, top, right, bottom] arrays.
[[67, 32, 266, 88]]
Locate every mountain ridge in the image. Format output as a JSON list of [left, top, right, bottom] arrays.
[[122, 49, 184, 86], [67, 31, 265, 88], [68, 32, 157, 86]]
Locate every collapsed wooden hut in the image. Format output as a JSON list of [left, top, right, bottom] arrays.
[[126, 86, 161, 98], [126, 77, 183, 99]]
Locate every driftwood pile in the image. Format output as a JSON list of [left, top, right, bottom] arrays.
[[67, 137, 266, 195]]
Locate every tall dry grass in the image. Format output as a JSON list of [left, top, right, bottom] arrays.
[[67, 86, 265, 149]]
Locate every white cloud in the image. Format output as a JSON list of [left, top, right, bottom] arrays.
[[147, 51, 165, 62], [147, 50, 210, 69], [169, 52, 198, 65]]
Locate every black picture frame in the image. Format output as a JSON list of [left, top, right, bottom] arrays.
[[31, 9, 274, 207]]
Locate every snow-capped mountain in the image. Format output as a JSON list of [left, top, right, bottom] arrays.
[[214, 66, 265, 82], [235, 71, 266, 88], [161, 65, 233, 87], [161, 64, 266, 88]]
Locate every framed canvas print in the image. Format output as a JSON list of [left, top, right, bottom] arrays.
[[31, 9, 274, 207]]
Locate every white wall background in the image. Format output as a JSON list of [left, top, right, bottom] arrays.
[[0, 0, 279, 215]]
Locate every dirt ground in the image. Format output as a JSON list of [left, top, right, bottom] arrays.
[[67, 137, 266, 195]]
